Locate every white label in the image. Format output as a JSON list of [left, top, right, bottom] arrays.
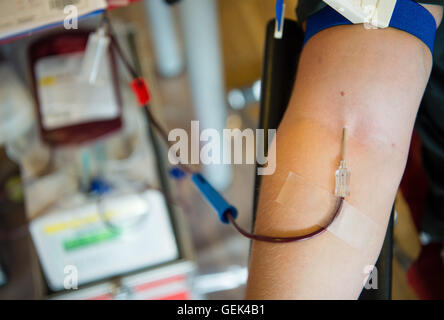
[[35, 52, 119, 130]]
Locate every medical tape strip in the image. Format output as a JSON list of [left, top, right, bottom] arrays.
[[276, 172, 382, 249]]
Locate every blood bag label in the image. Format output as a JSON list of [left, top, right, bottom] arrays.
[[35, 52, 119, 130]]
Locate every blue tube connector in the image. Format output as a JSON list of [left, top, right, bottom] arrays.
[[191, 173, 238, 224]]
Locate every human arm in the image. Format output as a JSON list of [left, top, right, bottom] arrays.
[[246, 5, 442, 299]]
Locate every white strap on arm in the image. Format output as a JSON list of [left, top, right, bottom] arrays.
[[323, 0, 397, 28]]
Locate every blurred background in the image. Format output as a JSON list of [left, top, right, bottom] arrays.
[[0, 0, 440, 300]]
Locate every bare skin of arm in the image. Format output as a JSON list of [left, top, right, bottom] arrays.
[[246, 5, 442, 299]]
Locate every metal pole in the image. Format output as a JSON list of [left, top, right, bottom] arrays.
[[179, 0, 231, 190]]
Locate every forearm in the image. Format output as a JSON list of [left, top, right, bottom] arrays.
[[246, 10, 440, 299]]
